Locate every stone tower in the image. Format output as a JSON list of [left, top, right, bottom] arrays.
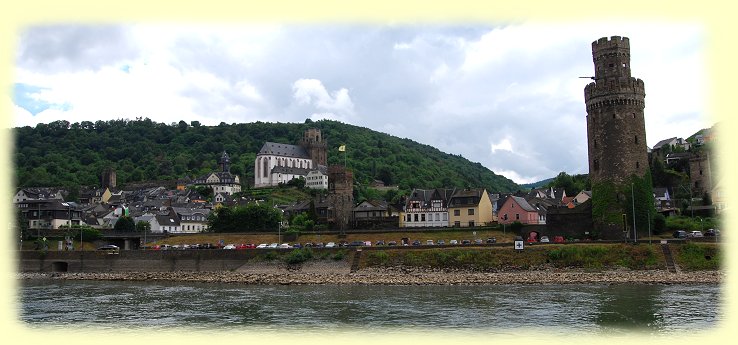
[[689, 153, 712, 198], [328, 165, 353, 233], [585, 36, 648, 185], [584, 36, 652, 239], [299, 128, 327, 167], [101, 167, 116, 190]]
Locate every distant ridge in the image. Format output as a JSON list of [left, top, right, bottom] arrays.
[[14, 118, 520, 193]]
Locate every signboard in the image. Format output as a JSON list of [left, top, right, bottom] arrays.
[[514, 239, 524, 251]]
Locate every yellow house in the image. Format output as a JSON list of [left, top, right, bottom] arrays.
[[447, 188, 493, 227]]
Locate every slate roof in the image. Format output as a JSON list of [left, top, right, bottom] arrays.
[[510, 196, 537, 212], [271, 166, 313, 175], [258, 142, 310, 159], [447, 188, 486, 208], [653, 137, 678, 150]]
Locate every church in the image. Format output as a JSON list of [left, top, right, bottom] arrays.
[[254, 128, 328, 189]]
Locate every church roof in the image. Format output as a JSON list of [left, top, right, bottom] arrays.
[[258, 142, 310, 159]]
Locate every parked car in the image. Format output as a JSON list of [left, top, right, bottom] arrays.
[[461, 239, 471, 245], [387, 240, 397, 246], [411, 240, 421, 246], [348, 241, 364, 247], [474, 239, 483, 245], [553, 236, 565, 244], [325, 242, 336, 248], [437, 239, 445, 245], [278, 243, 292, 249], [97, 244, 119, 251], [689, 231, 704, 238], [315, 242, 324, 248], [485, 237, 496, 244], [540, 236, 550, 243], [375, 240, 385, 246], [704, 229, 720, 237], [292, 243, 303, 249], [256, 243, 268, 249], [426, 240, 434, 245], [449, 240, 458, 245], [223, 244, 236, 250], [673, 230, 688, 239]]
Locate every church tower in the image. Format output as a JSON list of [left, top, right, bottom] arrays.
[[299, 128, 327, 167], [219, 151, 231, 173], [584, 36, 652, 239]]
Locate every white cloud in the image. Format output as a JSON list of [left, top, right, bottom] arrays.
[[490, 138, 513, 153], [292, 78, 356, 119]]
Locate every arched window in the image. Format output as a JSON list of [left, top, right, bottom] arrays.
[[263, 158, 269, 177]]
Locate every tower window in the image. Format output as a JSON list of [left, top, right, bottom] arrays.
[[636, 161, 640, 169], [609, 63, 614, 68], [612, 114, 616, 119], [594, 159, 600, 171], [635, 135, 639, 144], [622, 63, 627, 68], [594, 139, 598, 148]]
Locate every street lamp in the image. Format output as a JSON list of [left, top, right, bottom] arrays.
[[631, 183, 637, 244]]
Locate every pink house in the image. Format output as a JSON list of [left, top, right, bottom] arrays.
[[498, 196, 540, 225]]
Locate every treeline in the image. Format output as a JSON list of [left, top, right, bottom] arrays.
[[13, 118, 519, 194]]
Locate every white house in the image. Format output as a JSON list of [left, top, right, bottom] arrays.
[[305, 169, 328, 189]]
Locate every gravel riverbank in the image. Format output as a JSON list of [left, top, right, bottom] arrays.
[[17, 265, 723, 285]]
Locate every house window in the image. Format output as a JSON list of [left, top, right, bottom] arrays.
[[421, 214, 426, 222], [503, 214, 508, 220], [454, 221, 461, 227], [516, 214, 520, 220], [468, 209, 474, 216], [454, 210, 460, 216], [468, 221, 475, 227], [414, 214, 419, 222], [435, 213, 440, 221]]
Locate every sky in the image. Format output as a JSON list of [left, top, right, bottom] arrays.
[[10, 22, 709, 184]]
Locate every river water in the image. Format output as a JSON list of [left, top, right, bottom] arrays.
[[18, 280, 721, 336]]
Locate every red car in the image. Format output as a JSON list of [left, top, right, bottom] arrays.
[[553, 236, 566, 244], [236, 243, 256, 249]]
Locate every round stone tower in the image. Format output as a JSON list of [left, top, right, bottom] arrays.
[[585, 36, 648, 185]]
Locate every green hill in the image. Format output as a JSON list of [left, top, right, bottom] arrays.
[[12, 118, 519, 194]]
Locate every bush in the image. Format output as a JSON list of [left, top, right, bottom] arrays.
[[366, 251, 391, 266], [284, 248, 313, 264]]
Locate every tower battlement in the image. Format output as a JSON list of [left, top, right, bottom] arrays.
[[584, 78, 645, 101], [592, 36, 629, 51]]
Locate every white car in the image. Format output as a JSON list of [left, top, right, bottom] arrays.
[[269, 243, 279, 248], [449, 240, 458, 245], [256, 243, 268, 249], [223, 244, 236, 250], [278, 243, 292, 248], [689, 231, 704, 238], [325, 242, 336, 248], [540, 236, 550, 243]]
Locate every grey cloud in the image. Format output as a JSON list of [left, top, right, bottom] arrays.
[[16, 25, 139, 72]]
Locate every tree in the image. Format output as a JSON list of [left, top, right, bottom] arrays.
[[136, 221, 152, 233], [114, 216, 136, 232]]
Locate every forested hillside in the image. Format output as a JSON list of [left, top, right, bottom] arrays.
[[13, 118, 519, 193]]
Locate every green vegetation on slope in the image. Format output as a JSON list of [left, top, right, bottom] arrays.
[[13, 118, 519, 194]]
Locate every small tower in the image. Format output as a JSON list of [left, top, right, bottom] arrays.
[[219, 151, 231, 173], [299, 128, 327, 167], [101, 167, 117, 190], [584, 36, 652, 239], [328, 165, 354, 233]]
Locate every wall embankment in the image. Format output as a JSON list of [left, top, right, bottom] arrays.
[[18, 249, 312, 273]]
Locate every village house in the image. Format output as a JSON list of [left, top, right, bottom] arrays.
[[400, 188, 456, 228], [447, 188, 494, 227], [497, 195, 542, 225], [193, 151, 241, 195]]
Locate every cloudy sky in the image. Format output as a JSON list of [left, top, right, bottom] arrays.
[[11, 22, 709, 184]]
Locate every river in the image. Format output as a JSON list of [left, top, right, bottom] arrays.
[[18, 279, 720, 336]]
